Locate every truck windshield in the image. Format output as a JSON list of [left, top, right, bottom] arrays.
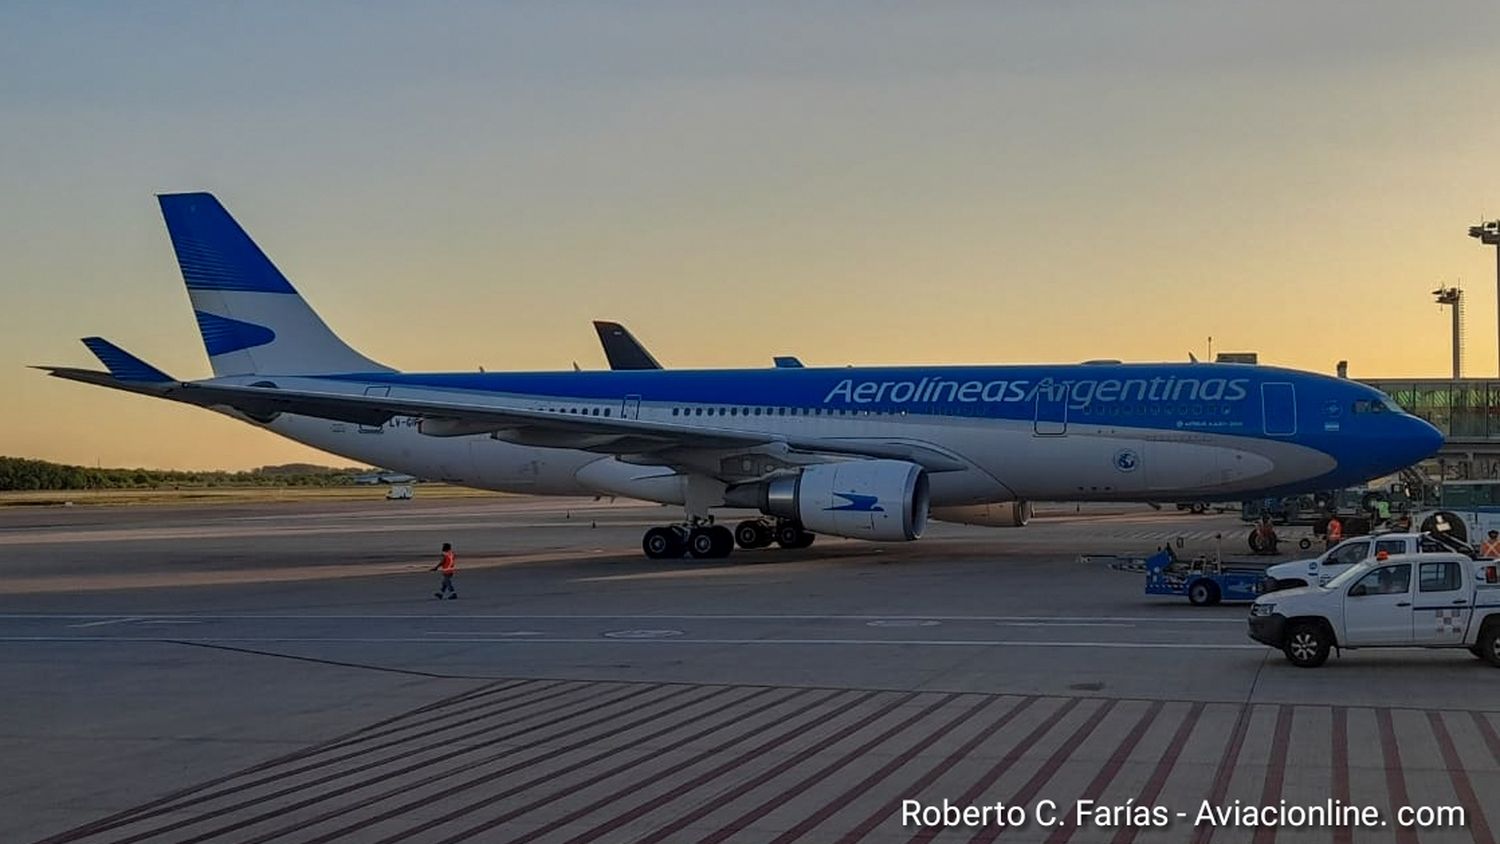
[[1324, 563, 1369, 591]]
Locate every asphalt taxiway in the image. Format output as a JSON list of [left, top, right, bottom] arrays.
[[2, 497, 1495, 843]]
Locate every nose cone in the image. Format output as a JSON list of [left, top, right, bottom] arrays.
[[1400, 415, 1445, 466]]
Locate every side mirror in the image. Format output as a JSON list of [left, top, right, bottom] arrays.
[[1349, 584, 1367, 597]]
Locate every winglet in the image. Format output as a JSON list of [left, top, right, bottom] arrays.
[[79, 338, 175, 383]]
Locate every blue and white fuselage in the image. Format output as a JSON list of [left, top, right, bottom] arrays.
[[42, 193, 1444, 557], [246, 363, 1436, 504]]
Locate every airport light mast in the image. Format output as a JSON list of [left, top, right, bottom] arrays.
[[1469, 220, 1500, 374], [1434, 286, 1464, 379]]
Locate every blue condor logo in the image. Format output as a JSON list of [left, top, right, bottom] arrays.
[[822, 376, 1250, 410], [825, 492, 884, 512]]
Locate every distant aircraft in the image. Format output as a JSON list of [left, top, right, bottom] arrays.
[[41, 193, 1443, 559], [352, 470, 418, 486], [592, 319, 803, 371]]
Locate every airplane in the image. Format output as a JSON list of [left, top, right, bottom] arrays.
[[39, 193, 1444, 559], [593, 320, 803, 371]]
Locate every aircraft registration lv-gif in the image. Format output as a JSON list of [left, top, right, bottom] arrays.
[[40, 193, 1444, 559]]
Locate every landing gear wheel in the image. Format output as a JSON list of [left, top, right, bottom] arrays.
[[688, 525, 735, 559], [735, 520, 772, 549], [709, 524, 734, 557], [688, 527, 717, 558], [774, 522, 816, 549], [1479, 626, 1500, 667], [642, 527, 683, 560], [1187, 580, 1221, 607], [1283, 622, 1331, 667]]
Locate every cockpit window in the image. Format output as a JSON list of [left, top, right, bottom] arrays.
[[1352, 397, 1404, 415]]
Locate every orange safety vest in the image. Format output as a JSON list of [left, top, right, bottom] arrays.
[[1482, 540, 1500, 558], [1326, 518, 1343, 542], [439, 550, 456, 573]]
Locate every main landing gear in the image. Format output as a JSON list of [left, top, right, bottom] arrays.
[[640, 519, 815, 559], [735, 518, 815, 550]]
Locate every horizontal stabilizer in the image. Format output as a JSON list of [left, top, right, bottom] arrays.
[[80, 337, 174, 382]]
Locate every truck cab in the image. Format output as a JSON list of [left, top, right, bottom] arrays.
[[1248, 553, 1500, 667], [1264, 532, 1435, 591]]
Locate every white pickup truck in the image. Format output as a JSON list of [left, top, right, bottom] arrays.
[[1263, 532, 1447, 591], [1248, 553, 1500, 667]]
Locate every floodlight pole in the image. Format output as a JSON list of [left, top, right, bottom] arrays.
[[1469, 220, 1500, 375]]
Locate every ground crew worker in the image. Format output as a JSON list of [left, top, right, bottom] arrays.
[[1325, 514, 1343, 550], [431, 542, 457, 600], [1482, 531, 1500, 559], [1254, 515, 1279, 555]]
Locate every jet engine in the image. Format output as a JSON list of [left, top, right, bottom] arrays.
[[929, 501, 1032, 528], [726, 459, 929, 541]]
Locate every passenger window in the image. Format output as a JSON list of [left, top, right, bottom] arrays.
[[1328, 541, 1370, 566], [1419, 562, 1462, 593], [1349, 564, 1411, 597]]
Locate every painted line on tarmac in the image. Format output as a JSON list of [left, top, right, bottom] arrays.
[[0, 612, 1246, 624], [0, 635, 1266, 649], [67, 616, 140, 628]]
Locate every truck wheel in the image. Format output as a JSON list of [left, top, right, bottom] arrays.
[[1283, 622, 1331, 668], [1478, 626, 1500, 667], [1298, 538, 1312, 550], [1187, 580, 1220, 606], [1248, 531, 1266, 554]]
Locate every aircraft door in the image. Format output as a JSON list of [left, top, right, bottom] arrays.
[[621, 394, 642, 420], [1342, 563, 1414, 645], [1033, 381, 1068, 436], [359, 386, 390, 433], [1261, 382, 1297, 436]]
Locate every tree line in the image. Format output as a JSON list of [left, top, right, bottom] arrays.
[[0, 457, 371, 491]]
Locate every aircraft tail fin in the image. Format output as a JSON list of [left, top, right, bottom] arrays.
[[80, 337, 175, 382], [593, 320, 663, 370], [157, 192, 392, 377]]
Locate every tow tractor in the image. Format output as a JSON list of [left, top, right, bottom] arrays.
[[1143, 546, 1270, 605], [1084, 545, 1272, 606]]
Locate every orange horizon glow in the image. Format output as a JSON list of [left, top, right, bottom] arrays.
[[4, 4, 1499, 470]]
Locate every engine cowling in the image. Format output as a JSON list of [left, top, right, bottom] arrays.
[[730, 460, 929, 541], [929, 501, 1032, 528]]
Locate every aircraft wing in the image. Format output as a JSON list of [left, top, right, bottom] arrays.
[[42, 370, 971, 474]]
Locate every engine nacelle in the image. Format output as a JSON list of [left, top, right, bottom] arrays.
[[929, 501, 1032, 528], [730, 460, 929, 541]]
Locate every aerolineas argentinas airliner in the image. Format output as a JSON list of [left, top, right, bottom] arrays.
[[41, 194, 1444, 559]]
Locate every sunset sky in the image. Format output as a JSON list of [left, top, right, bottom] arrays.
[[4, 2, 1500, 469]]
